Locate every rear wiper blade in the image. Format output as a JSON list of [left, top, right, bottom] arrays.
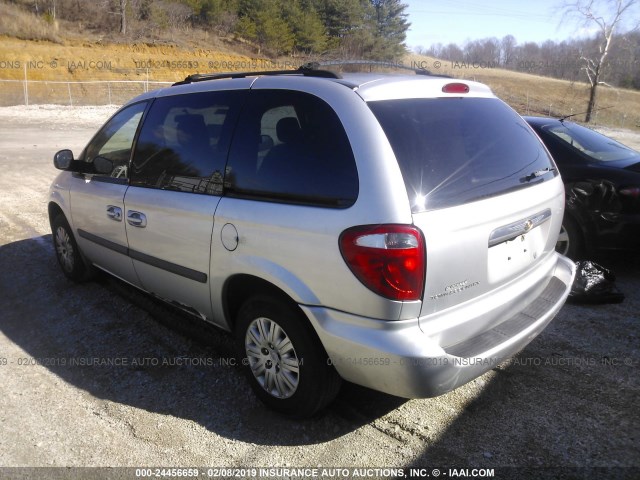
[[524, 167, 556, 182]]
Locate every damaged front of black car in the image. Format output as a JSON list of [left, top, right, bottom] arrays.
[[525, 116, 640, 259]]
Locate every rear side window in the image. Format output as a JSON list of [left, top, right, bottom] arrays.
[[131, 90, 244, 195], [225, 89, 358, 208], [368, 98, 557, 211], [543, 122, 639, 162]]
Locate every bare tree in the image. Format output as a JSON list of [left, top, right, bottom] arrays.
[[562, 0, 639, 122], [105, 0, 127, 35], [119, 0, 127, 35], [501, 35, 517, 66], [163, 2, 193, 31]]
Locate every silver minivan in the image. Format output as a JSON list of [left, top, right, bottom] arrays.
[[49, 67, 575, 417]]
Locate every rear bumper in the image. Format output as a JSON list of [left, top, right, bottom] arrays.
[[302, 253, 575, 398]]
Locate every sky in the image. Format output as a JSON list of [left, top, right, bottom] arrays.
[[403, 0, 602, 49]]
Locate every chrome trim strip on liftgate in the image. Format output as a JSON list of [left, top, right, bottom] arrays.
[[488, 209, 552, 247]]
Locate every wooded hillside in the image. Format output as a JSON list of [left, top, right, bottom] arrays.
[[2, 0, 410, 58]]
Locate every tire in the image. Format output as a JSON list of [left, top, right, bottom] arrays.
[[555, 215, 584, 260], [51, 214, 95, 282], [235, 295, 341, 418]]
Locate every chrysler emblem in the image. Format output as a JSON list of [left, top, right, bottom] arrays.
[[523, 220, 534, 232]]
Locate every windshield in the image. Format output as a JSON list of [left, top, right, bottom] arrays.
[[368, 97, 556, 212], [544, 122, 640, 162]]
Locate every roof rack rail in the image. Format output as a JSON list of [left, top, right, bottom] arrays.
[[172, 59, 450, 86], [173, 65, 341, 86], [300, 60, 442, 76]]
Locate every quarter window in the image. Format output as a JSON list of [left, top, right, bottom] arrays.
[[225, 90, 358, 208], [131, 91, 244, 195], [83, 101, 147, 179]]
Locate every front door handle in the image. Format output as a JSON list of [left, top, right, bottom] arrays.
[[127, 210, 147, 228], [106, 205, 122, 221]]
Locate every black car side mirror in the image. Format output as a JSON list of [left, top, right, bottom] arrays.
[[53, 149, 74, 170]]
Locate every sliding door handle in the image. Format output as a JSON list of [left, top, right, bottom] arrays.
[[127, 210, 147, 228]]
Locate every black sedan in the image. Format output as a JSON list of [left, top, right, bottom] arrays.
[[525, 116, 640, 259]]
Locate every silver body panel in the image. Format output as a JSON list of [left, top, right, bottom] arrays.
[[123, 187, 219, 320], [49, 72, 575, 399], [67, 176, 139, 285], [301, 252, 574, 398]]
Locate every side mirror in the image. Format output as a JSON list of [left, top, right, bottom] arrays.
[[53, 149, 74, 170], [93, 156, 114, 175]]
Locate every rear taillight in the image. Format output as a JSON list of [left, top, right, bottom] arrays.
[[619, 186, 640, 198], [339, 225, 425, 301]]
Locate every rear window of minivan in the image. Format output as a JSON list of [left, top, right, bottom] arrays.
[[368, 98, 557, 212]]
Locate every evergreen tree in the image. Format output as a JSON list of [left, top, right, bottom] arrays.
[[255, 2, 295, 56], [284, 0, 326, 54], [369, 0, 410, 59], [312, 0, 367, 49]]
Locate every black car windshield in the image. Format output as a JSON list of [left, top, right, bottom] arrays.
[[368, 97, 556, 212], [544, 122, 639, 162]]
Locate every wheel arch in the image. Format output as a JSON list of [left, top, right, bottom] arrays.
[[222, 274, 329, 356], [48, 201, 66, 229], [223, 274, 301, 332]]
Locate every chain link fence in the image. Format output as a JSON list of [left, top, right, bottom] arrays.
[[1, 76, 638, 130], [0, 79, 173, 106], [497, 90, 639, 129]]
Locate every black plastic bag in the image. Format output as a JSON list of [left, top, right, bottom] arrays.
[[568, 261, 625, 304]]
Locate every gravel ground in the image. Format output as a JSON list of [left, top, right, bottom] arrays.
[[593, 126, 640, 151], [0, 106, 638, 479]]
